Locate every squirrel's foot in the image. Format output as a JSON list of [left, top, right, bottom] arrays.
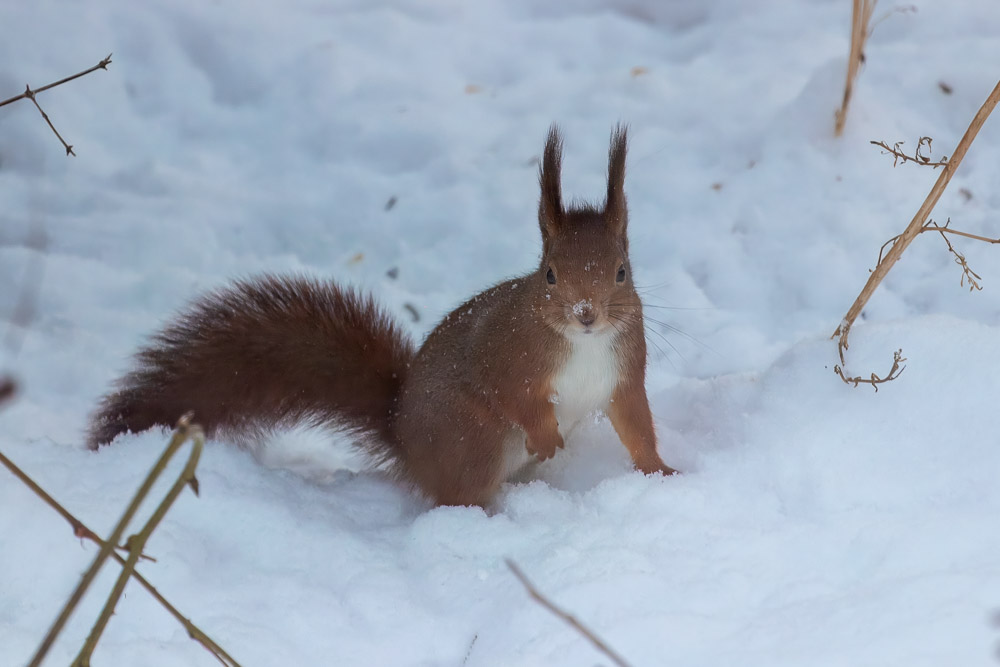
[[636, 458, 679, 476], [526, 431, 564, 461]]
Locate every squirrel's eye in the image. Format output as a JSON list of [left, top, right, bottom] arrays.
[[616, 264, 627, 283], [546, 267, 557, 285]]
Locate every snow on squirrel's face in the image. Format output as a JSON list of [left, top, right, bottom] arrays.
[[539, 213, 640, 338]]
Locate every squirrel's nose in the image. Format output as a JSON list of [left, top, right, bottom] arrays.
[[576, 309, 596, 327]]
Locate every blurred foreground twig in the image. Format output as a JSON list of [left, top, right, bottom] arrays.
[[16, 415, 241, 667], [506, 559, 631, 667]]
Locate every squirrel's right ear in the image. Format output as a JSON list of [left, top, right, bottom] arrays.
[[538, 125, 564, 243]]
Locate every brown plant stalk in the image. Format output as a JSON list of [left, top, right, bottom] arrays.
[[0, 54, 112, 156], [875, 219, 998, 292], [72, 423, 204, 666], [835, 0, 877, 137], [506, 559, 632, 667], [832, 78, 1000, 375], [0, 445, 239, 666], [27, 416, 239, 667]]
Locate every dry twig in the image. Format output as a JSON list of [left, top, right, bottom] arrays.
[[834, 348, 906, 391], [870, 137, 949, 168], [25, 415, 240, 667], [0, 428, 239, 666], [72, 419, 203, 666], [930, 220, 989, 291], [0, 54, 112, 156], [506, 559, 632, 667], [0, 449, 155, 561], [835, 0, 877, 136], [832, 78, 1000, 378], [874, 218, 997, 291]]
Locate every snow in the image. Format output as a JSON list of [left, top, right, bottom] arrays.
[[2, 0, 1000, 664]]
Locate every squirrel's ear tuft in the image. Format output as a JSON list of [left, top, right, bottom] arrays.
[[538, 124, 564, 242], [605, 124, 628, 235]]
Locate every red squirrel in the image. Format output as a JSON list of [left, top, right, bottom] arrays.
[[88, 125, 678, 506]]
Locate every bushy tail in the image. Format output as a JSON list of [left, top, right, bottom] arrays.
[[88, 275, 415, 462]]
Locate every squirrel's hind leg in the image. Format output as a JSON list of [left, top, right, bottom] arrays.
[[398, 399, 513, 507]]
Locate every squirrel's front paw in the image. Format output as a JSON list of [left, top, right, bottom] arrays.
[[526, 431, 564, 461]]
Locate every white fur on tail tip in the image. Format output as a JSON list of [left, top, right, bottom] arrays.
[[550, 329, 620, 439]]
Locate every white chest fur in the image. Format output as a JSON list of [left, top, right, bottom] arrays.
[[550, 331, 620, 438], [498, 330, 622, 483]]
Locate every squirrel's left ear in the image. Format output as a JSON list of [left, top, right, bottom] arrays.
[[538, 124, 564, 245], [605, 124, 628, 236]]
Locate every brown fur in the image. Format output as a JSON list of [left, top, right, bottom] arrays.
[[89, 125, 677, 506]]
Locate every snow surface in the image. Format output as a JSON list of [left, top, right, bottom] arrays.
[[3, 0, 1000, 665]]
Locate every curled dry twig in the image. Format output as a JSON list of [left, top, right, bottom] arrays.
[[832, 78, 1000, 379], [834, 349, 906, 391], [506, 559, 632, 667], [870, 137, 949, 168], [0, 54, 112, 156]]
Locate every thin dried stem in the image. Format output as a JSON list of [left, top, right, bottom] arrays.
[[0, 54, 112, 156], [0, 446, 240, 666], [874, 218, 997, 291], [832, 78, 1000, 367], [0, 449, 153, 560], [870, 137, 949, 168], [835, 0, 877, 136], [927, 222, 1000, 246], [72, 423, 204, 666], [29, 415, 216, 667], [834, 348, 906, 391], [506, 559, 632, 667]]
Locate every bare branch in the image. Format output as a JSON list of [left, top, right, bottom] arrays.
[[870, 137, 949, 168], [26, 416, 241, 667], [72, 420, 204, 665], [24, 87, 74, 156], [0, 54, 112, 156], [874, 219, 996, 290], [925, 220, 1000, 246], [833, 78, 1000, 369], [506, 559, 632, 667], [0, 448, 156, 561], [0, 54, 112, 108], [835, 349, 906, 391], [0, 443, 238, 665], [933, 222, 983, 291]]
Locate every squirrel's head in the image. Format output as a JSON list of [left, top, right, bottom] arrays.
[[536, 125, 640, 338]]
